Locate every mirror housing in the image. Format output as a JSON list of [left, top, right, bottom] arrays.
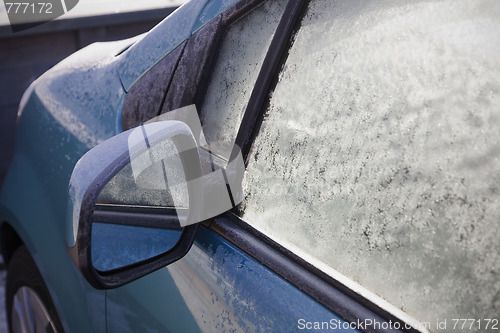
[[66, 120, 202, 289]]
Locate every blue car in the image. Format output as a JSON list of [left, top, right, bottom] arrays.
[[1, 0, 499, 332]]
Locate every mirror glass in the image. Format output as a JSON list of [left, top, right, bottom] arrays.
[[91, 137, 188, 272], [91, 223, 182, 271], [97, 139, 188, 207]]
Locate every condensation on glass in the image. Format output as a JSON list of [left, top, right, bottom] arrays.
[[241, 0, 500, 329], [199, 0, 288, 159]]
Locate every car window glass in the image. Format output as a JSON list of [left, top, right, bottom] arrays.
[[199, 0, 288, 160], [240, 0, 500, 328]]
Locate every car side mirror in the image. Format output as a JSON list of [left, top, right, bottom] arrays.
[[66, 120, 203, 289]]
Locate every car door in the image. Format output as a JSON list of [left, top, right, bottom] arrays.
[[107, 1, 358, 332], [106, 0, 500, 332]]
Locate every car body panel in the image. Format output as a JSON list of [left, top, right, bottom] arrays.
[[0, 36, 134, 331], [0, 120, 106, 332], [107, 225, 357, 332]]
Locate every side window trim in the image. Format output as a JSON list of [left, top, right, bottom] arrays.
[[230, 0, 308, 163]]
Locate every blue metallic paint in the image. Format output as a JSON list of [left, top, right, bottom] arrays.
[[107, 226, 359, 332]]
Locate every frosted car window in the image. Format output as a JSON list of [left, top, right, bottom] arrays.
[[241, 0, 500, 329], [199, 0, 288, 159]]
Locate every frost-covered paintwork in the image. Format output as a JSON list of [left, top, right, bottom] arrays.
[[0, 36, 132, 332], [107, 226, 356, 332]]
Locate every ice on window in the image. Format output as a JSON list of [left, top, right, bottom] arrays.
[[199, 0, 288, 159], [241, 0, 500, 329]]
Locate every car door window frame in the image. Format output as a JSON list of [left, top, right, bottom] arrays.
[[204, 1, 423, 332]]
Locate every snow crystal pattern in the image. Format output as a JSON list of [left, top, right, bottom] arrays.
[[242, 0, 500, 329]]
